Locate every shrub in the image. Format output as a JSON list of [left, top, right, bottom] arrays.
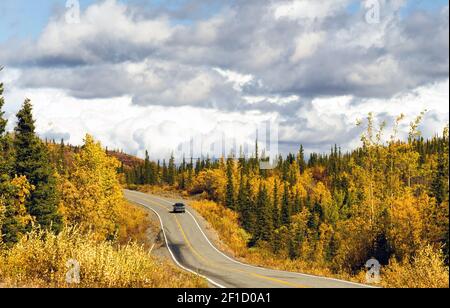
[[381, 245, 449, 288], [0, 227, 207, 288]]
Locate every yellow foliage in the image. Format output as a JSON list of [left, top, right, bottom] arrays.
[[190, 169, 226, 202], [9, 176, 34, 227], [59, 135, 123, 240], [0, 227, 207, 288], [116, 202, 151, 246], [381, 245, 449, 288], [190, 200, 250, 256], [0, 200, 5, 241], [332, 217, 375, 272], [387, 191, 424, 259]]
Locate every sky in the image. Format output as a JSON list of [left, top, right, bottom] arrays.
[[0, 0, 449, 160]]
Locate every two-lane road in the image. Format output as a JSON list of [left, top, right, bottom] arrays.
[[125, 190, 372, 289]]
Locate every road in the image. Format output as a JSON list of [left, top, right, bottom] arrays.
[[124, 190, 373, 289]]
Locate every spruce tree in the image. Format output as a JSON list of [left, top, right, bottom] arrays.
[[225, 158, 235, 209], [238, 177, 253, 233], [14, 99, 62, 232], [0, 72, 13, 176], [0, 69, 6, 139], [162, 159, 168, 183], [0, 75, 12, 175], [431, 145, 448, 205], [255, 184, 273, 242], [297, 145, 307, 174], [281, 183, 291, 225], [144, 150, 152, 184], [272, 180, 280, 229], [168, 154, 176, 185]]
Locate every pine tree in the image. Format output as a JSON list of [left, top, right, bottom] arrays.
[[144, 150, 152, 185], [240, 178, 255, 234], [0, 69, 6, 139], [168, 154, 176, 185], [162, 159, 168, 184], [297, 145, 307, 174], [281, 183, 291, 225], [225, 158, 235, 209], [0, 72, 13, 177], [431, 144, 448, 205], [57, 139, 66, 174], [14, 99, 62, 232], [255, 184, 273, 242], [272, 180, 280, 229]]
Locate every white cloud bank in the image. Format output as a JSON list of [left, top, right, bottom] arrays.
[[0, 0, 448, 159]]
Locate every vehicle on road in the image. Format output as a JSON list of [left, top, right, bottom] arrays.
[[173, 203, 186, 213]]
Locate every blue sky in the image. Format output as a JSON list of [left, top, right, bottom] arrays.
[[1, 0, 448, 42], [0, 0, 225, 42]]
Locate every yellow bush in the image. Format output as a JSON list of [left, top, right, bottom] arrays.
[[381, 245, 449, 288], [0, 227, 207, 288], [190, 200, 250, 256], [116, 202, 152, 246]]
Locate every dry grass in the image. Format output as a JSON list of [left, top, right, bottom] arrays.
[[0, 227, 207, 288], [116, 201, 154, 247]]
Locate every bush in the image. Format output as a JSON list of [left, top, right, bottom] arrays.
[[381, 245, 449, 288], [116, 202, 152, 246], [0, 227, 207, 288], [190, 200, 250, 256]]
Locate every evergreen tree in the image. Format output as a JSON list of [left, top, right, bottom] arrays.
[[14, 99, 62, 232], [272, 180, 280, 229], [238, 177, 252, 232], [297, 145, 307, 174], [225, 158, 235, 209], [431, 145, 448, 205], [144, 150, 152, 185], [0, 68, 6, 139], [168, 154, 176, 185], [57, 139, 66, 174], [162, 159, 168, 183], [255, 184, 273, 242], [0, 71, 13, 177], [281, 183, 291, 225]]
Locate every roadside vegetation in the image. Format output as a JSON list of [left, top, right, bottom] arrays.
[[124, 114, 449, 288], [0, 77, 206, 288]]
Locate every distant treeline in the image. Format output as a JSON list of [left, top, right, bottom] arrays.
[[122, 115, 449, 274]]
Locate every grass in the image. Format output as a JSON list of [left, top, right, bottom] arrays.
[[0, 227, 207, 288]]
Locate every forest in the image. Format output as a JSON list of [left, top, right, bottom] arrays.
[[123, 114, 449, 288], [0, 77, 206, 288]]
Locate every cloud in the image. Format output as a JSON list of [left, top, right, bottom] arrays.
[[0, 0, 448, 156]]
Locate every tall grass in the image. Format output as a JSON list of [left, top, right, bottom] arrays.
[[0, 227, 207, 288]]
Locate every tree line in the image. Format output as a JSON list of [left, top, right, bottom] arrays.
[[123, 114, 449, 272]]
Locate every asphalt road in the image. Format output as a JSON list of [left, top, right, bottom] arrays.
[[124, 189, 373, 289]]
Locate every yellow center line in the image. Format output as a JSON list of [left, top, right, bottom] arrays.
[[173, 214, 306, 288], [128, 193, 307, 288]]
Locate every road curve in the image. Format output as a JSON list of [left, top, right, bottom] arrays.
[[124, 189, 373, 289]]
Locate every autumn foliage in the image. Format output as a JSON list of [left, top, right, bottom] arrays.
[[126, 113, 449, 288]]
